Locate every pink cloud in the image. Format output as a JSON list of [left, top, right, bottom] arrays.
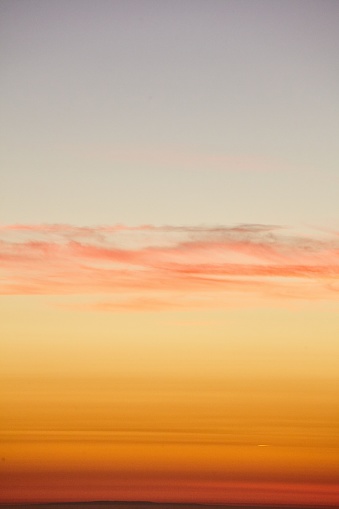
[[82, 144, 297, 173], [1, 223, 338, 310]]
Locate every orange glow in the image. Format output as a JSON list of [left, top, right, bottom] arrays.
[[1, 375, 338, 505], [1, 224, 338, 506]]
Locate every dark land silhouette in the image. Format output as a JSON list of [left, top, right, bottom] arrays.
[[0, 502, 335, 509]]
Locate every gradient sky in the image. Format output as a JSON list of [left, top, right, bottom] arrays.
[[1, 0, 339, 506]]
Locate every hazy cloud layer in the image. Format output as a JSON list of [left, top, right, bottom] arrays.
[[1, 223, 338, 310]]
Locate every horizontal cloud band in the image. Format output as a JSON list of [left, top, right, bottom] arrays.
[[1, 223, 338, 310]]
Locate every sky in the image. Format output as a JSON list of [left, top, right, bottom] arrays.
[[0, 0, 339, 506]]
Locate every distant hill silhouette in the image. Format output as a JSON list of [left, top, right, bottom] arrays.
[[0, 502, 334, 509]]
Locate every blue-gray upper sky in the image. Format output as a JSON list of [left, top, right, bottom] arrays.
[[1, 0, 338, 227]]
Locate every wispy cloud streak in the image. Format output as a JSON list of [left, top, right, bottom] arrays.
[[1, 223, 338, 309]]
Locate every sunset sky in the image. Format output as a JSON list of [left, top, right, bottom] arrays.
[[1, 0, 339, 506]]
